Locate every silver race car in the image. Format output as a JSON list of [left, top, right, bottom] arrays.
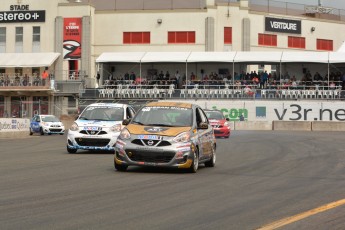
[[114, 102, 216, 173]]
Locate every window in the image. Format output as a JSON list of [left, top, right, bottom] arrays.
[[168, 31, 195, 44], [224, 27, 232, 44], [15, 27, 23, 53], [288, 36, 305, 49], [317, 39, 333, 51], [32, 26, 40, 52], [258, 33, 277, 47], [123, 32, 150, 44], [0, 27, 6, 53]]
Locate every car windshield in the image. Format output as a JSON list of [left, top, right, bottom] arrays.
[[132, 106, 193, 127], [79, 106, 124, 121], [41, 116, 60, 122], [205, 111, 225, 120]]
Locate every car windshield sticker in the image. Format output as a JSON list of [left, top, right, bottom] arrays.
[[137, 135, 160, 140], [86, 106, 122, 111], [144, 127, 169, 133], [144, 106, 188, 111]]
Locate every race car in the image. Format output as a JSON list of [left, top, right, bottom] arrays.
[[67, 103, 136, 153], [204, 109, 231, 138], [114, 102, 216, 173], [30, 115, 65, 135]]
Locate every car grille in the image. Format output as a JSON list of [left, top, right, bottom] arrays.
[[49, 128, 63, 132], [126, 149, 175, 163], [50, 125, 61, 127], [75, 138, 110, 147], [213, 130, 224, 134], [80, 130, 107, 135], [131, 139, 171, 147], [212, 125, 223, 128]]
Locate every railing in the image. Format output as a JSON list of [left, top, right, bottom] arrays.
[[0, 75, 52, 89], [248, 0, 345, 22], [80, 84, 345, 100], [90, 0, 206, 11]]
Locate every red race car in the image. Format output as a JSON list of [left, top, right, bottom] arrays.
[[204, 109, 231, 138]]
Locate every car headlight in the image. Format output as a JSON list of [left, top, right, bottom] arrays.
[[70, 122, 79, 131], [110, 124, 122, 132], [224, 122, 230, 127], [173, 132, 191, 143], [41, 122, 48, 127], [119, 128, 131, 139]]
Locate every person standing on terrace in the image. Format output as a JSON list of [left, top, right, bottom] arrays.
[[41, 70, 49, 86]]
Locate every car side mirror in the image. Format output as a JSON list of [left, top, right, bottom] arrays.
[[198, 122, 209, 129], [122, 118, 131, 126], [226, 118, 230, 121]]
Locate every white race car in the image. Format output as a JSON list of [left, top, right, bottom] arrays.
[[67, 103, 136, 153]]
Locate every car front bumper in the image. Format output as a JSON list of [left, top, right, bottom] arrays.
[[67, 130, 120, 151], [114, 138, 195, 168]]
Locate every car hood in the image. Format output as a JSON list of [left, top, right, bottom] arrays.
[[126, 124, 191, 136], [42, 121, 63, 126], [76, 120, 121, 128]]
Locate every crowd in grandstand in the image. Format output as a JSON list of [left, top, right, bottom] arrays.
[[102, 69, 345, 91]]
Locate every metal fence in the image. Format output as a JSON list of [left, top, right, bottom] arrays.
[[248, 0, 345, 22], [89, 0, 206, 10]]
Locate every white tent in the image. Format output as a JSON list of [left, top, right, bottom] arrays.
[[187, 52, 236, 63], [140, 52, 191, 63], [329, 52, 345, 63], [281, 51, 329, 63], [234, 51, 282, 63], [0, 53, 60, 67], [336, 41, 345, 52], [96, 52, 145, 63]]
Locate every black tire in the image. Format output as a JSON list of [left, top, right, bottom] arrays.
[[205, 144, 216, 167], [114, 160, 128, 171], [187, 147, 199, 173], [48, 133, 52, 135], [29, 128, 33, 135], [40, 128, 44, 135], [60, 133, 64, 135], [67, 145, 77, 154]]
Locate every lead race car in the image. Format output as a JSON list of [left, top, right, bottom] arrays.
[[66, 103, 136, 153], [114, 102, 216, 173]]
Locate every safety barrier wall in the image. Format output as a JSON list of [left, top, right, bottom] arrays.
[[272, 121, 311, 131], [312, 121, 345, 131], [235, 121, 272, 130], [0, 118, 30, 138]]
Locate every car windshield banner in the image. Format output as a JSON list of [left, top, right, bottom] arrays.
[[63, 18, 82, 60], [265, 17, 301, 34]]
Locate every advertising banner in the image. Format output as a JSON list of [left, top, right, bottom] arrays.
[[63, 18, 82, 60], [0, 119, 30, 132], [265, 17, 301, 34], [164, 100, 345, 122]]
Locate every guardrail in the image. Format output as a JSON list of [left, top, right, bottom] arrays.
[[80, 86, 345, 100]]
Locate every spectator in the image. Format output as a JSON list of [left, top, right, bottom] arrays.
[[130, 72, 136, 81], [41, 70, 49, 86], [239, 114, 245, 121], [190, 72, 196, 81]]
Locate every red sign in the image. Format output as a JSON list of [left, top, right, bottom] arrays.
[[63, 18, 82, 60]]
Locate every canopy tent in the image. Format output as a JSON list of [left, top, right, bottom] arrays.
[[187, 52, 236, 63], [336, 41, 345, 52], [0, 53, 60, 67], [281, 51, 329, 63], [96, 52, 145, 63], [233, 51, 283, 63], [140, 52, 191, 63], [329, 52, 345, 63]]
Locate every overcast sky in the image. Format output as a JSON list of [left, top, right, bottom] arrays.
[[276, 0, 345, 10]]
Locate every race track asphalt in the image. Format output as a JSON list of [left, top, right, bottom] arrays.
[[0, 131, 344, 230]]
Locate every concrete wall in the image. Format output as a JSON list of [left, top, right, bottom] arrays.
[[312, 121, 345, 131], [273, 121, 311, 131], [235, 121, 272, 130]]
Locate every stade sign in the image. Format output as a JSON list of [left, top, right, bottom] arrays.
[[0, 5, 45, 23], [265, 17, 301, 34]]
